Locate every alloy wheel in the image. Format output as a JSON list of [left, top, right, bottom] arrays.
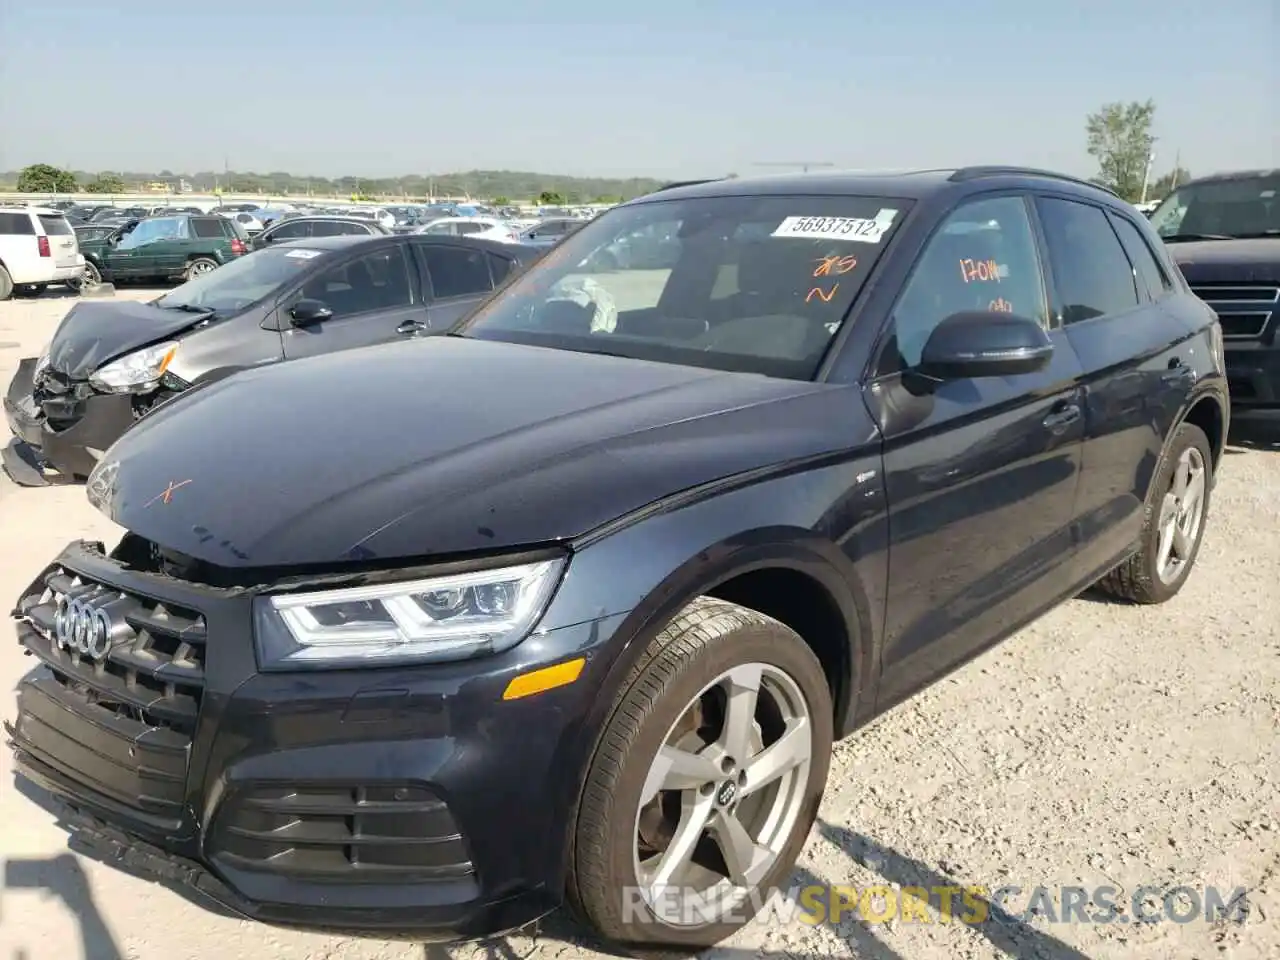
[[1155, 446, 1207, 584], [632, 662, 812, 926]]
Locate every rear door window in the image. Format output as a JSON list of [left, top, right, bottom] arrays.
[[1107, 212, 1174, 298], [192, 217, 229, 238], [488, 253, 517, 284], [1035, 197, 1140, 323], [310, 220, 346, 237], [419, 244, 494, 298]]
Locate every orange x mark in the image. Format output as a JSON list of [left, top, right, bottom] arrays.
[[145, 479, 192, 508]]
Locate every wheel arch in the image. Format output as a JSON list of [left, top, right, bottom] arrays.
[[550, 528, 875, 894], [1180, 392, 1226, 471]]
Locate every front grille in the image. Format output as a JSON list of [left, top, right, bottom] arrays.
[[11, 565, 207, 825], [210, 783, 474, 882], [1191, 283, 1279, 340]]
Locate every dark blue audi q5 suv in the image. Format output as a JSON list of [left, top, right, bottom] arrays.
[[9, 166, 1227, 949]]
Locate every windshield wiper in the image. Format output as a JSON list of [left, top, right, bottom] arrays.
[[157, 302, 214, 314], [1224, 230, 1280, 239], [1162, 233, 1234, 242]]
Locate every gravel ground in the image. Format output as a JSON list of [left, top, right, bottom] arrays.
[[0, 289, 1277, 960]]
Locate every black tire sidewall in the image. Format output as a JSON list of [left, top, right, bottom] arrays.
[[187, 258, 217, 279], [579, 617, 833, 946], [1138, 423, 1213, 601]]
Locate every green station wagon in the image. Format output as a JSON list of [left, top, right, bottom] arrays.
[[77, 214, 250, 287]]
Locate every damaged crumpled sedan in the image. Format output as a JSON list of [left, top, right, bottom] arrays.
[[2, 233, 544, 485]]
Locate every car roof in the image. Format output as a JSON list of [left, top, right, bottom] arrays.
[[633, 166, 1118, 205], [270, 234, 545, 257], [1178, 167, 1279, 187]]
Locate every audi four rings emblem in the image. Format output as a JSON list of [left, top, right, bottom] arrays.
[[53, 594, 114, 661]]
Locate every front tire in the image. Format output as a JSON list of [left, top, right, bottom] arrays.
[[568, 597, 833, 948], [0, 265, 11, 300], [1096, 422, 1213, 603]]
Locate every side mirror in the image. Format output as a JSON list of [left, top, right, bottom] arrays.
[[289, 298, 333, 326], [917, 311, 1053, 379]]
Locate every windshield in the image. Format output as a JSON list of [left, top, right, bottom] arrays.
[[1150, 172, 1280, 239], [457, 194, 909, 379], [154, 246, 328, 313]]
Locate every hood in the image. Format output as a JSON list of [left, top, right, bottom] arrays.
[[93, 336, 862, 569], [46, 300, 212, 379], [1166, 238, 1280, 285]]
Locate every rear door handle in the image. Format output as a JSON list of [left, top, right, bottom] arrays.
[[1043, 403, 1081, 434], [396, 319, 427, 335]]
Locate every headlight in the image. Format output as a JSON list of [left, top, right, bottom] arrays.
[[90, 341, 178, 393], [33, 347, 50, 380], [253, 557, 565, 670]]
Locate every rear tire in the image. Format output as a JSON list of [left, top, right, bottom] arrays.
[[69, 261, 101, 292], [1095, 422, 1213, 604], [184, 257, 219, 281], [568, 596, 833, 948], [0, 265, 11, 301]]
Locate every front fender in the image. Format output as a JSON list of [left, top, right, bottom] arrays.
[[536, 453, 888, 893]]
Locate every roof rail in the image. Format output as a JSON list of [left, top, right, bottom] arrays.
[[652, 178, 723, 193], [948, 166, 1117, 196]]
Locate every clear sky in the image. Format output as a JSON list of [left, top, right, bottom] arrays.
[[1, 0, 1276, 180]]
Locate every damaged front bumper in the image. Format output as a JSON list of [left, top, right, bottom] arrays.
[[2, 357, 136, 486]]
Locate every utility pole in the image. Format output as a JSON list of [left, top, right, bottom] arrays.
[[753, 161, 835, 174], [1140, 139, 1157, 204], [1169, 149, 1181, 192]]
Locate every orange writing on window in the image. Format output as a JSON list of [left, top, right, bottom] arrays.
[[806, 283, 839, 303], [959, 258, 1001, 283], [813, 255, 858, 277], [989, 297, 1013, 313]]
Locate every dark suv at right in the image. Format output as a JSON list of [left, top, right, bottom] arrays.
[[1150, 168, 1280, 422]]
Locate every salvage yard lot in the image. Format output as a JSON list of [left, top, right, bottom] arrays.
[[0, 291, 1277, 960]]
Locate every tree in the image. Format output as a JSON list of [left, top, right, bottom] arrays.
[[16, 163, 77, 193], [537, 190, 566, 205], [492, 195, 510, 206], [83, 173, 126, 194], [1148, 166, 1192, 201], [1085, 100, 1157, 203]]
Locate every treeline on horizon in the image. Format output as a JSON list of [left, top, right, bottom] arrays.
[[0, 167, 667, 203]]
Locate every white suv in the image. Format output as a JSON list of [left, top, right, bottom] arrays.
[[0, 206, 85, 300]]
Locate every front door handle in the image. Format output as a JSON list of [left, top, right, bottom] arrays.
[[1161, 357, 1195, 384], [396, 319, 427, 335], [1043, 403, 1081, 434]]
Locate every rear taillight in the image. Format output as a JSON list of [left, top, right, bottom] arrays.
[[230, 238, 245, 255], [37, 236, 50, 257]]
